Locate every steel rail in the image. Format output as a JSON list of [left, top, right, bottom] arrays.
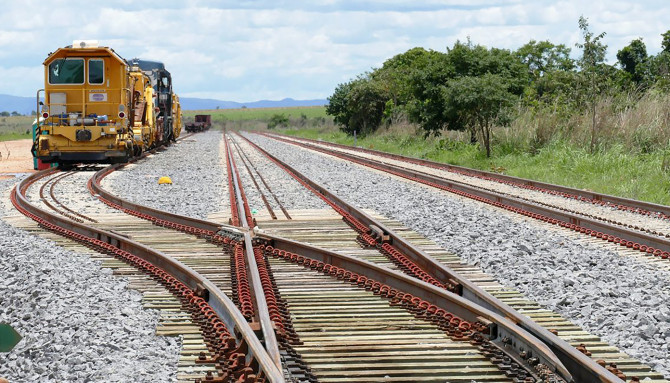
[[11, 168, 285, 382], [269, 132, 670, 218], [258, 231, 576, 381], [38, 171, 81, 222], [89, 163, 227, 233], [83, 131, 620, 381], [264, 133, 670, 257], [239, 132, 623, 383], [224, 132, 284, 373], [230, 135, 291, 219], [50, 171, 98, 223], [88, 133, 227, 235]]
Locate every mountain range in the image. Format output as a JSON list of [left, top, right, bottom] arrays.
[[0, 94, 328, 115]]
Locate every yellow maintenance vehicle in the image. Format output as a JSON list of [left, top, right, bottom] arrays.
[[34, 40, 181, 165]]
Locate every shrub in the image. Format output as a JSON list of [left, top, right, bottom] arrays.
[[267, 113, 289, 129]]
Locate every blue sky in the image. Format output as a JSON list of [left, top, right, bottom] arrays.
[[1, 1, 669, 101]]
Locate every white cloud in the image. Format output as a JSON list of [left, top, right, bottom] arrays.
[[0, 1, 669, 101]]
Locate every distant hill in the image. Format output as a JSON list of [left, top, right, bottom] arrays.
[[0, 94, 39, 115], [0, 94, 328, 115], [179, 97, 327, 110]]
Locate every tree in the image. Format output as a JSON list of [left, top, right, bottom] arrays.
[[639, 51, 670, 89], [0, 111, 9, 117], [267, 113, 289, 129], [373, 47, 445, 122], [516, 40, 574, 80], [444, 74, 515, 157], [407, 40, 527, 139], [344, 77, 388, 135], [326, 81, 355, 130], [617, 38, 647, 83], [326, 75, 389, 136], [10, 111, 20, 116], [662, 30, 670, 53], [515, 40, 577, 103], [575, 16, 607, 152], [404, 50, 454, 136]]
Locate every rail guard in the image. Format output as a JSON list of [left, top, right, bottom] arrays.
[[269, 132, 670, 218], [11, 168, 284, 382], [241, 131, 622, 383]]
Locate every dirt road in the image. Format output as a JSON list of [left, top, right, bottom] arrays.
[[0, 139, 35, 179]]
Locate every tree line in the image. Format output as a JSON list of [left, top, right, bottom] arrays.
[[326, 17, 670, 156], [0, 111, 36, 117]]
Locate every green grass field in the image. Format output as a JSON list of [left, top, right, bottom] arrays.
[[0, 116, 34, 141], [183, 106, 327, 122], [279, 126, 670, 206]]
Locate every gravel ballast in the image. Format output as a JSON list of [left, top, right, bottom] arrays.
[[0, 176, 181, 382], [104, 131, 229, 220], [245, 132, 670, 378], [278, 134, 670, 239], [230, 135, 328, 212]]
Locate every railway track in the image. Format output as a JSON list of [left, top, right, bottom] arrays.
[[229, 131, 669, 382], [261, 132, 670, 265], [4, 130, 667, 382], [9, 166, 283, 381]]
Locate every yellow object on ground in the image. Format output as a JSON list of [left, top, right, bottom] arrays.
[[158, 176, 172, 185]]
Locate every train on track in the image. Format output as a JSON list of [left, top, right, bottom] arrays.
[[184, 114, 211, 132], [33, 40, 182, 166]]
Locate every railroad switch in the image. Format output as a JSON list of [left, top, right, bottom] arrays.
[[368, 224, 390, 243], [216, 228, 244, 242]]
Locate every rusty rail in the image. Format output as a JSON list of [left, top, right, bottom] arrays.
[[82, 131, 622, 382], [12, 168, 284, 382], [224, 132, 284, 373], [263, 133, 670, 259], [258, 231, 577, 381], [239, 132, 623, 383], [89, 163, 225, 234], [268, 132, 670, 219]]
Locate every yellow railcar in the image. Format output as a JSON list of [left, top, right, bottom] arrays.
[[129, 68, 156, 153], [35, 41, 180, 165], [172, 94, 183, 139]]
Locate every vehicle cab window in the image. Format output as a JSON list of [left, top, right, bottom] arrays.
[[48, 58, 84, 84], [88, 59, 104, 84]]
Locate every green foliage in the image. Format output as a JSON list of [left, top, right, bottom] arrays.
[[662, 30, 670, 53], [516, 40, 574, 80], [576, 15, 608, 152], [403, 40, 527, 137], [326, 74, 389, 136], [324, 17, 670, 158], [374, 47, 442, 110], [445, 74, 516, 157], [576, 16, 607, 70], [0, 111, 9, 117], [617, 38, 647, 83], [326, 81, 354, 129], [267, 113, 289, 129], [637, 51, 670, 90]]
